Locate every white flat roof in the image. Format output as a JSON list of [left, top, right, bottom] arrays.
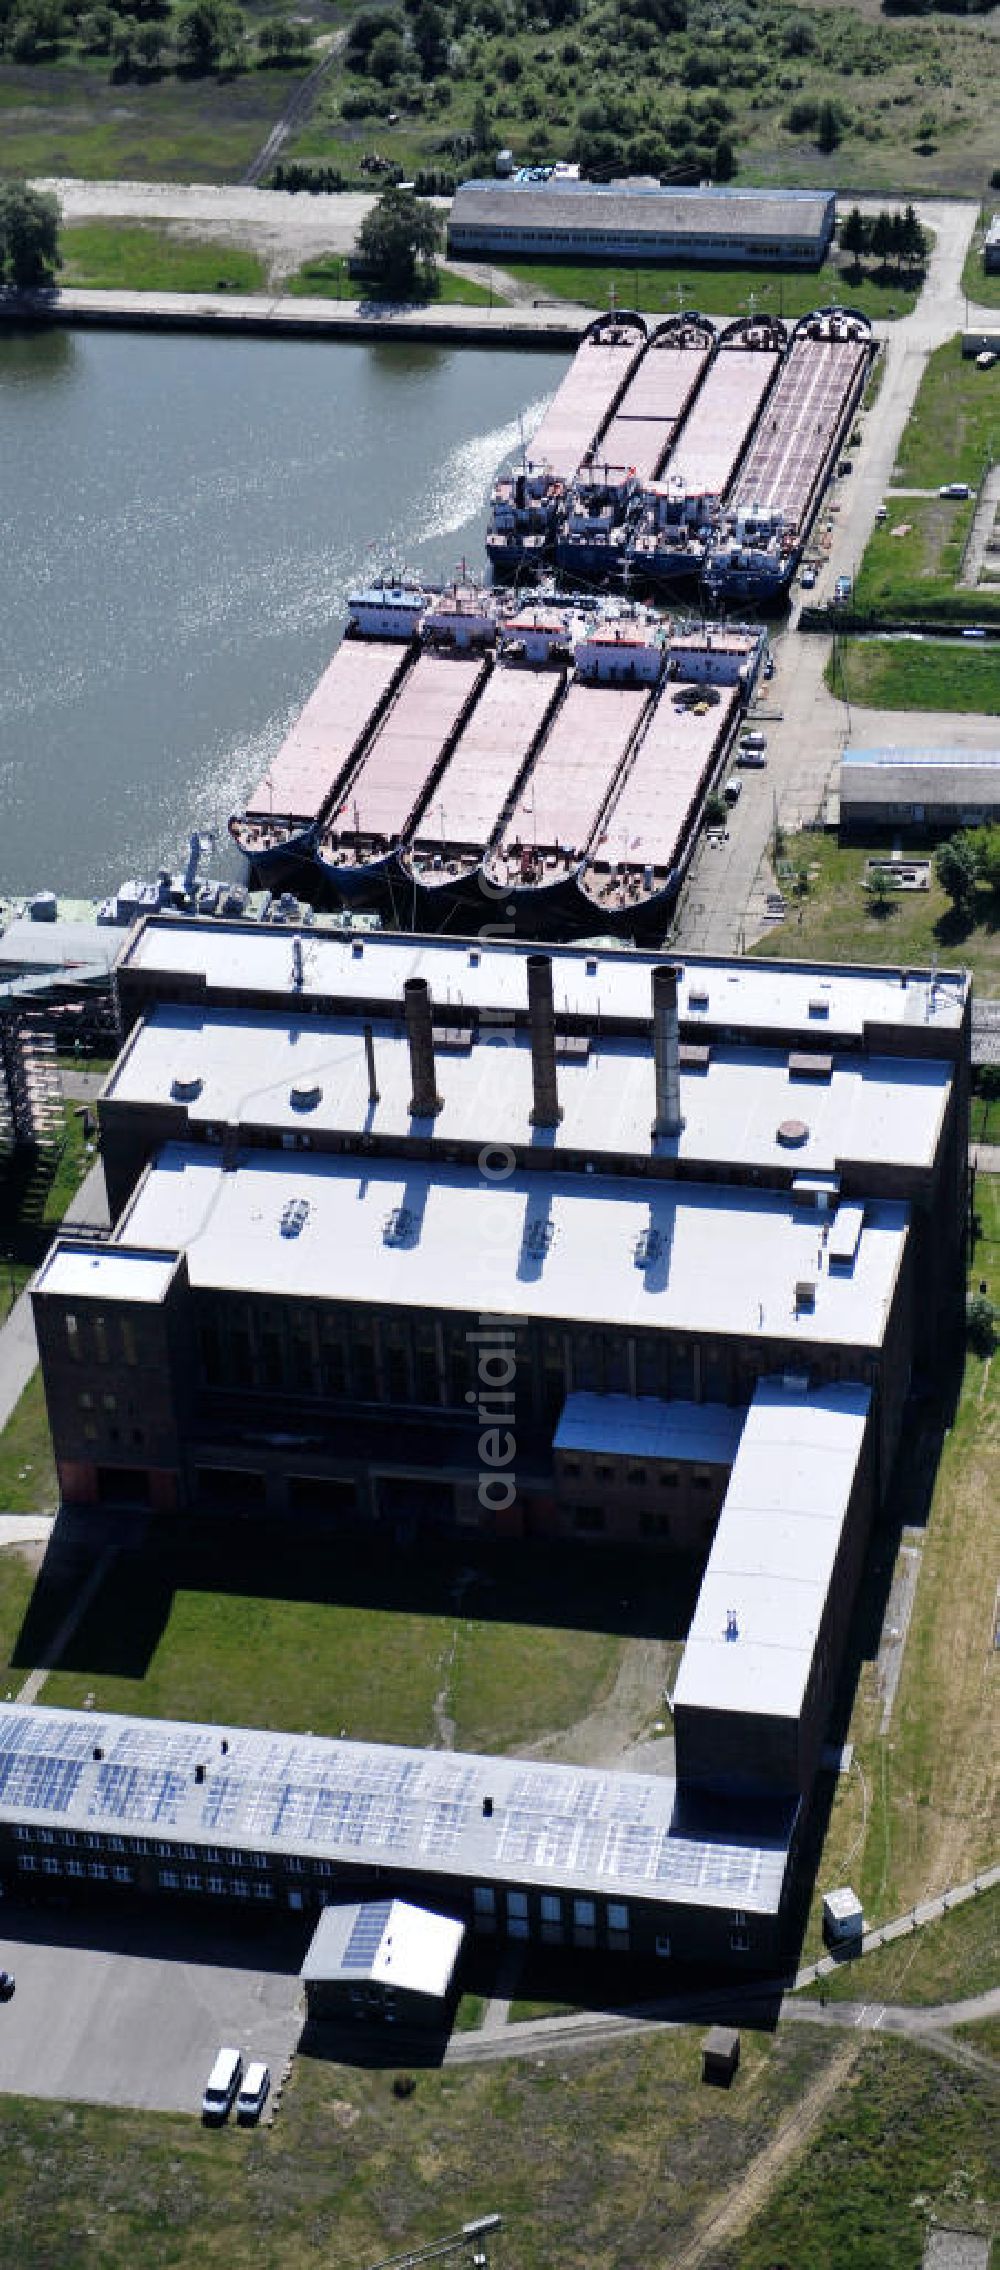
[[109, 1146, 908, 1350], [33, 1244, 178, 1306], [118, 920, 968, 1041], [105, 1005, 952, 1176], [554, 1393, 746, 1465], [301, 1898, 465, 2000], [673, 1379, 870, 1723]]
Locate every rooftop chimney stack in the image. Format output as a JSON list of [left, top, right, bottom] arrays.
[[652, 963, 684, 1139], [363, 1020, 379, 1105], [404, 977, 441, 1118], [527, 953, 562, 1128]]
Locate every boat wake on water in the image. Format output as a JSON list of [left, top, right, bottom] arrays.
[[414, 396, 556, 548]]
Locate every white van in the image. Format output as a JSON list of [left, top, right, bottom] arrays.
[[202, 2046, 242, 2124], [237, 2062, 271, 2125]]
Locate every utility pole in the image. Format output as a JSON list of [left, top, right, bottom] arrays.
[[363, 2213, 503, 2270]]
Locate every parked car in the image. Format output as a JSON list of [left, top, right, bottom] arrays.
[[0, 1971, 15, 2002], [939, 482, 972, 499], [236, 2062, 271, 2126], [838, 459, 853, 476], [834, 575, 853, 603], [875, 503, 888, 524], [975, 351, 997, 369], [962, 627, 987, 640], [737, 749, 767, 769], [202, 2047, 242, 2125], [800, 566, 817, 589], [723, 778, 743, 806]]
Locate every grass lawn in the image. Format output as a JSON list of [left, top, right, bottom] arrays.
[[496, 255, 918, 323], [0, 1550, 41, 1689], [40, 1574, 621, 1754], [753, 828, 972, 978], [826, 636, 1000, 708], [961, 211, 1000, 312], [892, 334, 1000, 491], [792, 1303, 1000, 1952], [0, 55, 308, 180], [60, 221, 267, 294], [801, 1884, 1000, 2007], [0, 1373, 58, 1519], [739, 2040, 996, 2270], [0, 2027, 841, 2270], [285, 252, 504, 305], [848, 502, 1000, 626], [0, 2028, 992, 2270]]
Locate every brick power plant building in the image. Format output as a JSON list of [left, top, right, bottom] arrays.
[[7, 920, 969, 1975]]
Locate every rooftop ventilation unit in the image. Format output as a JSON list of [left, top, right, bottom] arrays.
[[524, 1216, 554, 1258], [795, 1278, 816, 1312], [777, 1118, 810, 1148], [383, 1205, 415, 1247], [688, 990, 709, 1014], [788, 1052, 832, 1082], [280, 1198, 310, 1238], [634, 1226, 662, 1268], [171, 1072, 203, 1101], [808, 996, 831, 1019], [290, 1081, 323, 1112]]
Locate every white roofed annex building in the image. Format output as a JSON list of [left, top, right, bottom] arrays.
[[15, 919, 970, 1974]]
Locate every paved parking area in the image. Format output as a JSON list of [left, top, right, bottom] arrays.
[[0, 1905, 305, 2113]]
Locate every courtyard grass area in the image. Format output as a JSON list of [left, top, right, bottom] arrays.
[[0, 2027, 992, 2270], [0, 57, 307, 180], [60, 221, 267, 294], [801, 1883, 1000, 2006], [826, 636, 1000, 708], [40, 1577, 621, 1755], [286, 252, 504, 305], [496, 256, 918, 323], [849, 499, 996, 625], [752, 828, 989, 980], [0, 1373, 58, 1519], [892, 335, 1000, 491]]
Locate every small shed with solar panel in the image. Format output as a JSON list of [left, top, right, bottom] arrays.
[[301, 1898, 465, 2027]]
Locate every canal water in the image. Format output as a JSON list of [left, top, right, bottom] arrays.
[[0, 325, 564, 897]]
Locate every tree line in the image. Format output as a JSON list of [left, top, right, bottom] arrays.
[[0, 0, 312, 74], [839, 204, 928, 276]]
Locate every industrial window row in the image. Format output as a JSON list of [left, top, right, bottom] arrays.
[[473, 1886, 631, 1950], [18, 1854, 132, 1884]]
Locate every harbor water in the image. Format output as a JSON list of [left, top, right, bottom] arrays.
[[0, 325, 564, 897]]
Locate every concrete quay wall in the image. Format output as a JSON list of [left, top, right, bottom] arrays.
[[0, 286, 589, 350]]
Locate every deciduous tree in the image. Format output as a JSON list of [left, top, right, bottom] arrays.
[[0, 178, 60, 288], [353, 180, 442, 294]]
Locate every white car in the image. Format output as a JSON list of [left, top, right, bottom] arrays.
[[236, 2062, 271, 2125], [800, 566, 817, 589], [939, 482, 971, 499]]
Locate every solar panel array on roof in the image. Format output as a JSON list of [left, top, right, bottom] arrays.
[[0, 1703, 793, 1911], [343, 1899, 392, 1967]]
